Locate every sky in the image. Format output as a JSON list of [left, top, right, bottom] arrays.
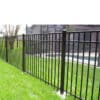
[[0, 0, 100, 24], [0, 0, 99, 35]]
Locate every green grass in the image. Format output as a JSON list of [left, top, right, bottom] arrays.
[[0, 59, 61, 100], [25, 56, 100, 100]]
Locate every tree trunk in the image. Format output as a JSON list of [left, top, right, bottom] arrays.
[[8, 36, 16, 50]]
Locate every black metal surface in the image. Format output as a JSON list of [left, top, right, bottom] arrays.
[[60, 31, 66, 94], [5, 36, 8, 62], [22, 34, 25, 71]]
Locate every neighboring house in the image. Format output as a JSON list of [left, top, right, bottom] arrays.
[[26, 25, 66, 53], [26, 25, 100, 34], [26, 25, 100, 53], [26, 25, 65, 34], [68, 25, 100, 52], [27, 25, 100, 46], [67, 25, 100, 32]]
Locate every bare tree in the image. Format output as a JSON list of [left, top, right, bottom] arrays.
[[4, 24, 20, 49]]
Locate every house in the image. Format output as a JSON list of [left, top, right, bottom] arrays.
[[26, 25, 100, 33], [26, 25, 66, 53], [26, 25, 66, 34], [26, 25, 100, 52]]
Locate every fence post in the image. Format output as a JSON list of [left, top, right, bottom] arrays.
[[98, 40, 100, 66], [22, 34, 25, 72], [5, 36, 8, 62], [60, 31, 66, 94]]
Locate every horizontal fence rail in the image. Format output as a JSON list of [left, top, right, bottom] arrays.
[[0, 31, 100, 100]]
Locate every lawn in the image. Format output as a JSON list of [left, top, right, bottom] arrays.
[[25, 55, 100, 100], [0, 59, 61, 100]]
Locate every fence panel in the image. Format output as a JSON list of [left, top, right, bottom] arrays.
[[25, 33, 62, 89], [0, 31, 100, 100], [65, 32, 100, 100]]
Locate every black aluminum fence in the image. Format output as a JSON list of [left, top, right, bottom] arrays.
[[0, 31, 100, 100]]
